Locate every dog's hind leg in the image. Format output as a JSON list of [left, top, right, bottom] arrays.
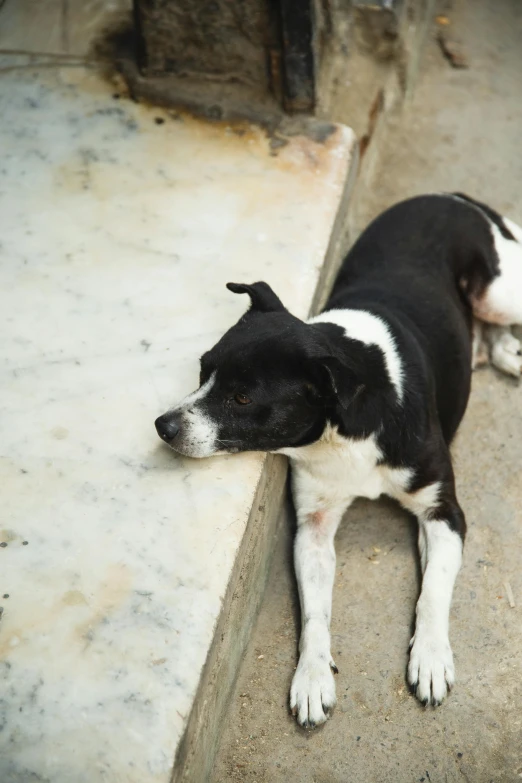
[[477, 216, 522, 377], [469, 215, 522, 328], [487, 324, 522, 378], [471, 319, 522, 377], [471, 319, 489, 370], [459, 202, 522, 377]]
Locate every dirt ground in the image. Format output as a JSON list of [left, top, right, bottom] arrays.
[[212, 1, 522, 781]]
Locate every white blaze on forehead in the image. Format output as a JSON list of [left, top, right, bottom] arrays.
[[309, 309, 404, 402], [177, 371, 217, 410]]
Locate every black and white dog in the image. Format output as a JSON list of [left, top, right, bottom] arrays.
[[155, 194, 522, 727]]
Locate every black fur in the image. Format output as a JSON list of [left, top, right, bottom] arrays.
[[452, 192, 516, 241]]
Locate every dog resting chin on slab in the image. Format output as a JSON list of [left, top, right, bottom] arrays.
[[155, 193, 522, 728]]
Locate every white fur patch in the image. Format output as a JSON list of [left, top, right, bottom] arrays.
[[487, 325, 522, 378], [281, 425, 414, 509], [447, 193, 522, 327], [178, 372, 217, 409], [408, 520, 462, 705], [169, 372, 220, 458], [310, 309, 404, 402], [398, 480, 441, 519], [475, 222, 522, 326]]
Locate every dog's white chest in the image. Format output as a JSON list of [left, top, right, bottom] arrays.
[[317, 437, 384, 499], [282, 427, 409, 508]]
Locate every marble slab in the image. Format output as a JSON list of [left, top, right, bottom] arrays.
[[0, 65, 356, 782]]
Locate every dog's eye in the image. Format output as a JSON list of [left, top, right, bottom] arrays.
[[234, 393, 252, 405]]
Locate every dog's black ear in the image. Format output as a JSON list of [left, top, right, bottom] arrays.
[[318, 356, 365, 409], [226, 281, 285, 313]]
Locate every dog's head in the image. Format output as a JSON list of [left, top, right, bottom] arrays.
[[154, 282, 367, 458]]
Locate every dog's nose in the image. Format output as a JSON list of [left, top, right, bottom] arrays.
[[155, 414, 181, 443]]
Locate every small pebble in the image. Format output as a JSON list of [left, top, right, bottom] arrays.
[[22, 541, 28, 546], [0, 543, 7, 548], [155, 117, 165, 125], [3, 594, 8, 599]]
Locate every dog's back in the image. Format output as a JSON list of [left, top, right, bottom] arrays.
[[325, 193, 522, 441]]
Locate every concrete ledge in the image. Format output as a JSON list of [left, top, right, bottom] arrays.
[[175, 455, 288, 783]]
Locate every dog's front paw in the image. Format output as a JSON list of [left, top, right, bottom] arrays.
[[408, 631, 455, 706], [290, 654, 337, 728]]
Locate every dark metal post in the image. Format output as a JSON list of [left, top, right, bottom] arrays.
[[278, 0, 317, 112]]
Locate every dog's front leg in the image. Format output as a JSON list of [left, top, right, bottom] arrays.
[[405, 487, 465, 706], [290, 492, 347, 727]]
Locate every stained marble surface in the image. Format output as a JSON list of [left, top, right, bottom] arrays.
[[0, 66, 356, 782]]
